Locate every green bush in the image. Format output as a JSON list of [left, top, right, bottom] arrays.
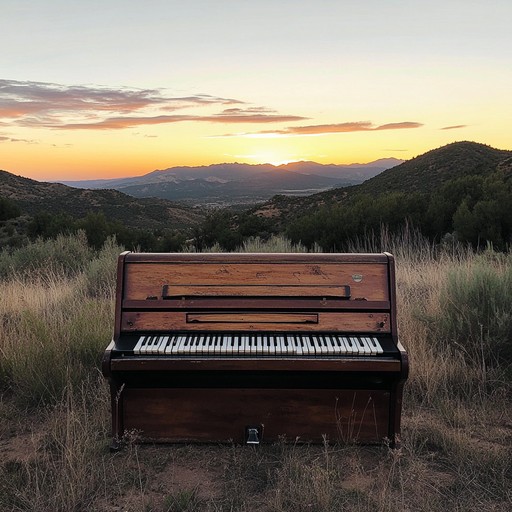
[[0, 231, 93, 279], [434, 251, 512, 368]]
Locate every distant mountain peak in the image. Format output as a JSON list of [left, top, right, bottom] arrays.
[[55, 158, 402, 207]]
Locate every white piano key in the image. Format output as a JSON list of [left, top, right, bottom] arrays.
[[283, 335, 292, 355], [176, 335, 188, 354], [157, 336, 170, 354], [260, 335, 267, 355], [199, 335, 206, 354], [231, 335, 239, 355], [237, 335, 246, 354], [149, 336, 163, 354], [134, 336, 146, 354], [138, 335, 150, 354], [214, 335, 223, 355], [368, 336, 384, 354], [311, 335, 321, 355], [140, 335, 154, 354], [164, 335, 177, 354], [180, 335, 191, 355], [323, 335, 336, 355], [275, 335, 282, 355], [327, 334, 338, 354], [279, 336, 287, 355], [362, 336, 375, 355], [356, 336, 371, 355], [269, 335, 276, 355], [318, 335, 328, 355], [359, 336, 372, 355], [190, 335, 200, 354], [256, 335, 262, 355], [351, 336, 362, 354], [343, 336, 355, 355], [287, 335, 299, 355], [302, 335, 312, 355], [335, 335, 348, 354], [205, 334, 214, 355], [222, 335, 231, 355], [220, 335, 229, 355], [350, 336, 366, 355]]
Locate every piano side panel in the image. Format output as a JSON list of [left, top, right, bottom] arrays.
[[122, 262, 390, 302], [120, 311, 391, 333], [121, 388, 391, 443]]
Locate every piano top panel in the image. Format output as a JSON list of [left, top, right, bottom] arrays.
[[124, 252, 391, 264], [121, 255, 392, 303]]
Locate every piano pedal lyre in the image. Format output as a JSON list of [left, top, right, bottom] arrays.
[[245, 425, 263, 445]]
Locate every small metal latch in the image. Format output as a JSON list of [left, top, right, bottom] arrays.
[[245, 425, 262, 445]]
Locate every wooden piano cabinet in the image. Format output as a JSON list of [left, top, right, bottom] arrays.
[[118, 387, 392, 444], [103, 252, 408, 448]]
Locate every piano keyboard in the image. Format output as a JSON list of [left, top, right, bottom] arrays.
[[132, 334, 384, 357]]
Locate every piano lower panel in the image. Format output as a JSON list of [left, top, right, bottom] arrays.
[[121, 311, 390, 333], [121, 387, 391, 443]]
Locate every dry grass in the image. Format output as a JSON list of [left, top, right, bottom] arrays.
[[0, 234, 511, 511]]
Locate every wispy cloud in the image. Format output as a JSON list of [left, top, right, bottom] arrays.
[[52, 113, 306, 130], [0, 134, 38, 143], [441, 124, 467, 130], [215, 121, 423, 138], [0, 79, 304, 130]]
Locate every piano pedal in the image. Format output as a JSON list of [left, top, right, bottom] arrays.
[[245, 425, 263, 445]]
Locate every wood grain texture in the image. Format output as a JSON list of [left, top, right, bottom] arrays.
[[121, 311, 390, 332], [121, 388, 391, 443], [123, 262, 389, 302]]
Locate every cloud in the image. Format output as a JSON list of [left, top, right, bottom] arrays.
[[441, 124, 467, 130], [0, 134, 37, 143], [52, 113, 307, 130], [0, 79, 303, 130], [216, 121, 423, 138]]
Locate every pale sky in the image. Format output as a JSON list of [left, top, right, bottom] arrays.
[[1, 0, 511, 180]]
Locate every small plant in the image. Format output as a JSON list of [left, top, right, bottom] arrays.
[[164, 489, 202, 512]]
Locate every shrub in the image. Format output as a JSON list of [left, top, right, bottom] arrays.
[[433, 250, 512, 369], [0, 231, 93, 279]]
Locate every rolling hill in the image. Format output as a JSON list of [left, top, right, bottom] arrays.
[[0, 170, 203, 230], [252, 141, 512, 225]]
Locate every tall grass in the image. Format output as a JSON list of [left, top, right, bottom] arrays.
[[0, 232, 510, 511], [0, 234, 118, 406]]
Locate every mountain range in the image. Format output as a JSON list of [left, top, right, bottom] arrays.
[[252, 141, 512, 225], [2, 142, 511, 236], [58, 159, 403, 207]]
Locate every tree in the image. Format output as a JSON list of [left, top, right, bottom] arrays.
[[0, 197, 21, 221]]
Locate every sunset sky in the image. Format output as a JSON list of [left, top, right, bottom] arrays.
[[1, 0, 511, 181]]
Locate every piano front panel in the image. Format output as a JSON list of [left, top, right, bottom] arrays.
[[121, 311, 391, 333], [123, 261, 390, 302], [121, 387, 391, 443]]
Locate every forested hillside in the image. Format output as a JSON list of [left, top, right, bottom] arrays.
[[219, 142, 512, 251], [2, 142, 512, 252]]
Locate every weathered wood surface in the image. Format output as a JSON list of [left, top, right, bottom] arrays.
[[103, 251, 407, 446]]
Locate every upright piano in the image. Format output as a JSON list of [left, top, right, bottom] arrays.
[[102, 252, 408, 448]]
